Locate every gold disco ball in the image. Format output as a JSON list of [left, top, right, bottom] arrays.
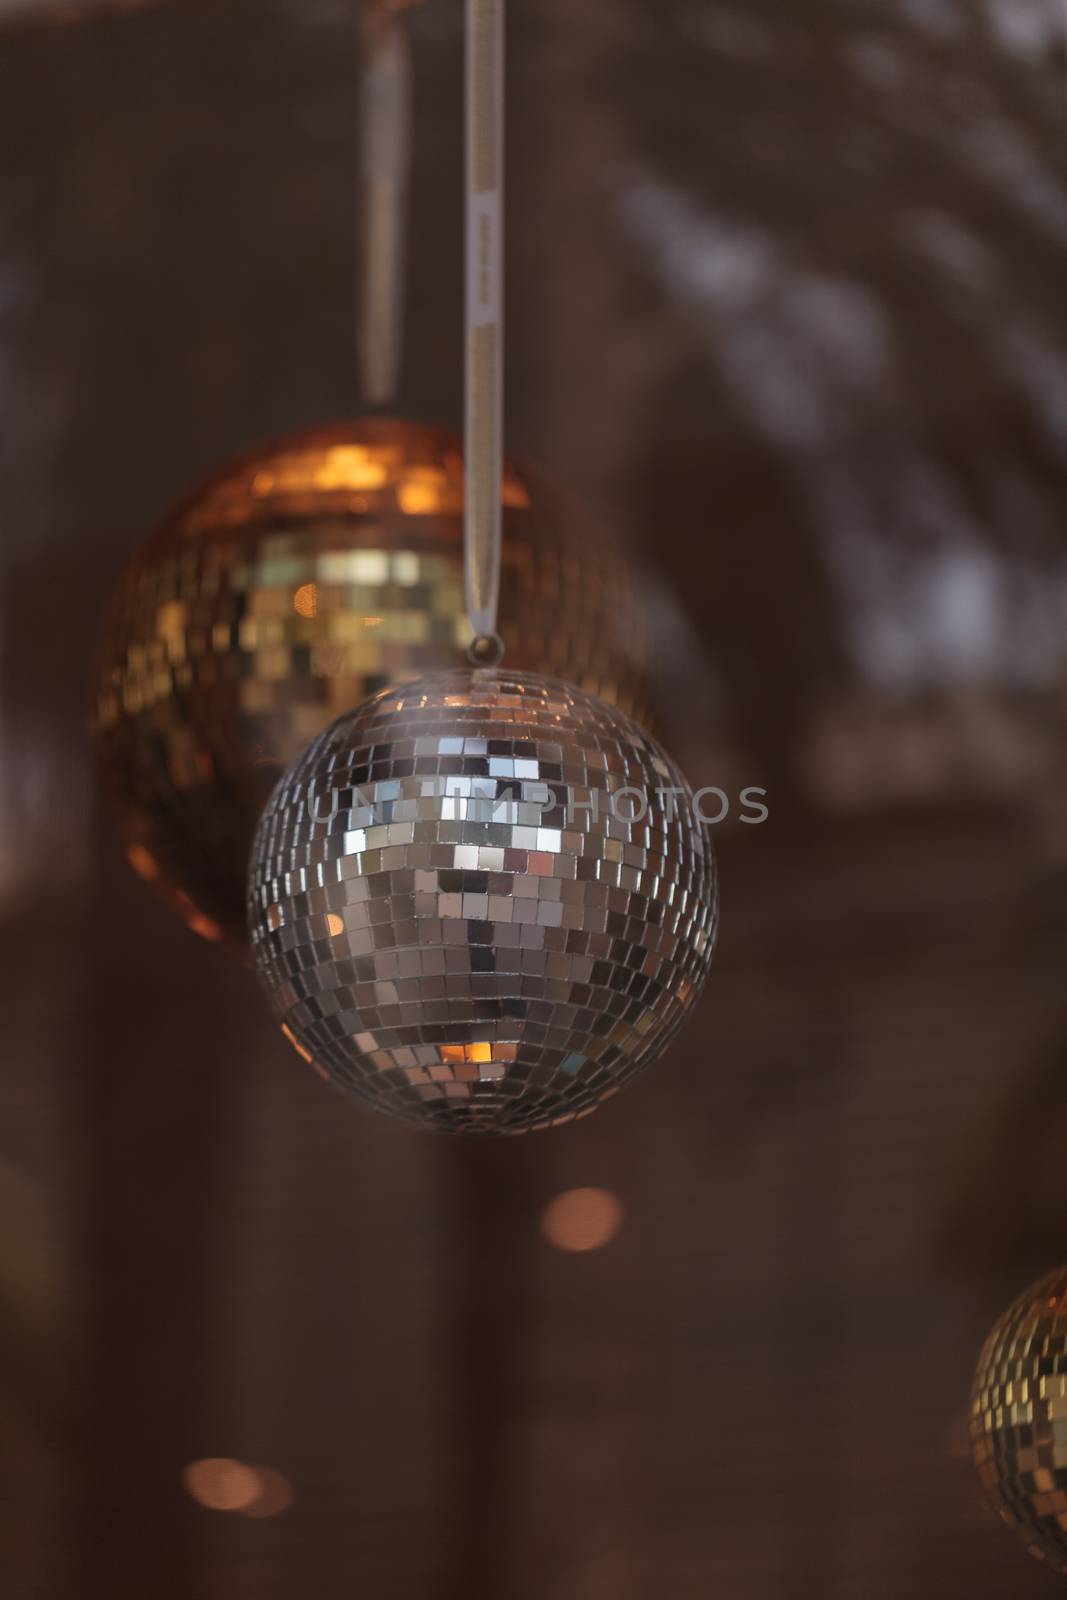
[[94, 418, 652, 944], [971, 1266, 1067, 1576]]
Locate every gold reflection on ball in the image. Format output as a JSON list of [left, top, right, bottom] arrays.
[[971, 1267, 1067, 1575], [94, 419, 652, 943]]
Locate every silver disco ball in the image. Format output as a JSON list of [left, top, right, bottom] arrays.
[[248, 669, 717, 1134]]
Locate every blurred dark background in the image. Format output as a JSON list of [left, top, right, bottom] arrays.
[[0, 0, 1065, 1595]]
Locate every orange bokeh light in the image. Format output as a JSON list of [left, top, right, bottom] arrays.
[[183, 1458, 295, 1518], [126, 843, 159, 882], [541, 1188, 624, 1253], [182, 1458, 261, 1513]]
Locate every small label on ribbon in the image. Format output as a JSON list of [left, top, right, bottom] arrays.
[[468, 191, 501, 329]]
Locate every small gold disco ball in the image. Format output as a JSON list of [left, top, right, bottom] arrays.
[[971, 1266, 1067, 1575], [94, 419, 651, 943], [248, 669, 717, 1135]]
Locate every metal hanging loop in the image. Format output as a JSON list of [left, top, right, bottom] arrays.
[[467, 631, 505, 667]]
